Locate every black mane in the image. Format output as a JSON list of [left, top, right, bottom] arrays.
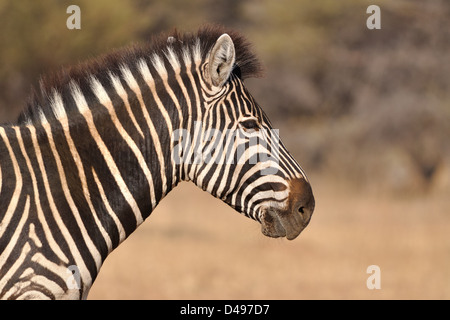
[[17, 25, 263, 125]]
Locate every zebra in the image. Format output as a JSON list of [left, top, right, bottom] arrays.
[[0, 25, 315, 299]]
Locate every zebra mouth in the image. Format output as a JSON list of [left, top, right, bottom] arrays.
[[259, 178, 315, 240], [259, 207, 306, 240]]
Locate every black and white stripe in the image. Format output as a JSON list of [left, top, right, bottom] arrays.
[[0, 26, 313, 299]]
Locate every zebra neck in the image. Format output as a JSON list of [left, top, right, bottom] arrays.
[[0, 103, 181, 252], [49, 101, 182, 234]]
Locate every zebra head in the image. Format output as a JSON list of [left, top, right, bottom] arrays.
[[175, 31, 315, 240]]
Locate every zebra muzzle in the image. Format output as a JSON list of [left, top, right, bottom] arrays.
[[260, 178, 315, 240]]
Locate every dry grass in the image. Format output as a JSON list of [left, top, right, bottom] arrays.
[[88, 178, 450, 300]]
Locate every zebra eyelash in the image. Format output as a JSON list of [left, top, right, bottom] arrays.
[[239, 117, 260, 133]]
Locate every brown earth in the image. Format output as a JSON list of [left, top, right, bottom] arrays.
[[88, 178, 450, 299]]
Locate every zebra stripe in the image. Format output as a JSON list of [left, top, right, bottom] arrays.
[[34, 121, 96, 286], [71, 82, 144, 225], [0, 26, 314, 299]]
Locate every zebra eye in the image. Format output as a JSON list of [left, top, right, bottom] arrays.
[[240, 119, 259, 132]]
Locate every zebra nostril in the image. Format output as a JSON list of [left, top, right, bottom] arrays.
[[289, 178, 315, 225], [294, 201, 312, 225]]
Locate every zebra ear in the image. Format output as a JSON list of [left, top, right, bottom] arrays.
[[208, 33, 236, 87]]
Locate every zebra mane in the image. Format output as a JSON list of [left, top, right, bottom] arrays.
[[17, 25, 263, 125]]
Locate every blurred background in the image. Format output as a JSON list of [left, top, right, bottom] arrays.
[[0, 0, 448, 299]]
